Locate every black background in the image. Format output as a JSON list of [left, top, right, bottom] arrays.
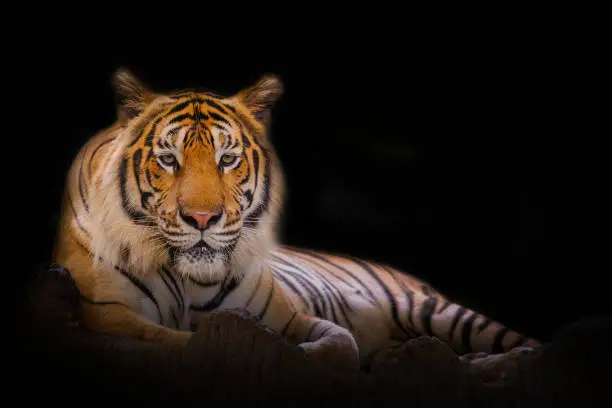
[[8, 24, 608, 345]]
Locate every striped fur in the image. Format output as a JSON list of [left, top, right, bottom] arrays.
[[52, 69, 539, 368]]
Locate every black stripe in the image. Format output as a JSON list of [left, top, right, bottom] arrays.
[[439, 300, 451, 313], [297, 259, 356, 327], [242, 190, 253, 207], [145, 169, 160, 192], [141, 192, 152, 208], [225, 218, 240, 228], [89, 137, 116, 175], [204, 99, 230, 115], [166, 126, 182, 139], [493, 327, 510, 353], [73, 235, 94, 256], [244, 148, 271, 224], [119, 157, 148, 222], [280, 267, 326, 319], [289, 250, 357, 289], [166, 100, 192, 116], [421, 296, 438, 337], [278, 255, 348, 327], [272, 271, 313, 313], [251, 149, 260, 197], [216, 228, 241, 236], [321, 285, 353, 329], [405, 289, 415, 329], [379, 265, 413, 336], [509, 334, 526, 349], [170, 308, 179, 329], [162, 229, 191, 237], [347, 256, 399, 314], [287, 248, 371, 296], [69, 195, 91, 237], [162, 267, 185, 312], [158, 267, 182, 314], [214, 123, 230, 133], [116, 265, 163, 324], [240, 131, 252, 148], [460, 312, 478, 353], [192, 98, 201, 123], [280, 312, 298, 336], [80, 295, 127, 307], [477, 317, 492, 333], [214, 237, 240, 246], [270, 257, 326, 319], [449, 306, 467, 340], [306, 321, 322, 341], [318, 326, 333, 338], [129, 127, 147, 148], [132, 149, 147, 209], [245, 273, 264, 309], [73, 242, 162, 323], [204, 128, 214, 146], [256, 283, 275, 320], [168, 113, 195, 125], [144, 117, 163, 147], [190, 276, 240, 312], [223, 135, 232, 149], [78, 153, 89, 213], [208, 112, 230, 125]]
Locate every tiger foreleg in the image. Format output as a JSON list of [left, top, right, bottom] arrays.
[[59, 258, 192, 346], [81, 301, 193, 346], [253, 275, 360, 373], [286, 313, 360, 374]]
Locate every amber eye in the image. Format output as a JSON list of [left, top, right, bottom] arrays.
[[220, 154, 238, 167], [158, 154, 177, 168]]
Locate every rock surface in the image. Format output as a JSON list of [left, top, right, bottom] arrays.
[[12, 265, 610, 407]]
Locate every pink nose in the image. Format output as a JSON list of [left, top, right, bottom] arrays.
[[180, 209, 221, 230]]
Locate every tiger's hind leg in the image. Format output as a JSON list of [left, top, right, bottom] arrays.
[[398, 289, 542, 355]]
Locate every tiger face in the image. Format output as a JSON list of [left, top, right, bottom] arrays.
[[90, 70, 284, 281]]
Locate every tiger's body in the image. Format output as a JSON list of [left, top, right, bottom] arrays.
[[52, 69, 539, 370]]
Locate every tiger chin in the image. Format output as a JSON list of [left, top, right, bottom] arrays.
[[52, 68, 541, 374]]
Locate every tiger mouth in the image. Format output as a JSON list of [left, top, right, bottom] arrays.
[[175, 241, 219, 264], [183, 240, 215, 257]]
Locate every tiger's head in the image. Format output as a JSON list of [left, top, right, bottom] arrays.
[[88, 69, 285, 282]]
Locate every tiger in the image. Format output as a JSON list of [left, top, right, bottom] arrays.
[[52, 68, 540, 372]]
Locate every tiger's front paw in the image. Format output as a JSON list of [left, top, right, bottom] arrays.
[[298, 326, 360, 375]]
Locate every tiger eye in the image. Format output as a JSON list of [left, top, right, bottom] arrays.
[[158, 154, 177, 167], [220, 154, 237, 166]]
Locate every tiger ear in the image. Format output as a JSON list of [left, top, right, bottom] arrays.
[[112, 68, 154, 124], [235, 74, 283, 125]]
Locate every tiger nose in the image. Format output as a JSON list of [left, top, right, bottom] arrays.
[[180, 209, 221, 230]]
